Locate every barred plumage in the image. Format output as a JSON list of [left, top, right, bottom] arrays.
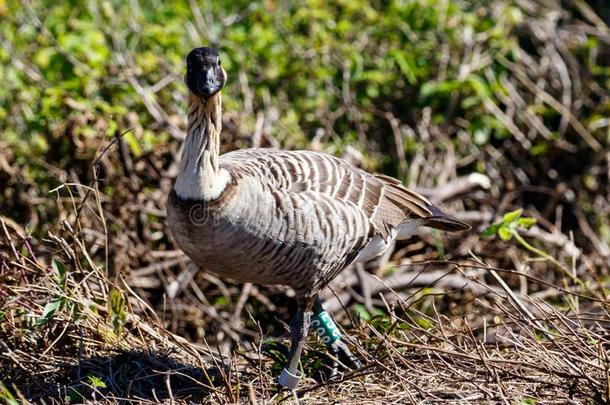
[[167, 47, 469, 390]]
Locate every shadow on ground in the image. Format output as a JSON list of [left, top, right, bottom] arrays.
[[27, 350, 224, 403]]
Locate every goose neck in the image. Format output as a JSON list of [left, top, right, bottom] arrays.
[[174, 92, 229, 201]]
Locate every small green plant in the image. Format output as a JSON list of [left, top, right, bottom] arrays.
[[415, 317, 433, 330], [86, 375, 107, 390], [35, 298, 64, 327], [483, 209, 578, 283], [65, 375, 107, 403], [35, 258, 70, 326], [51, 258, 69, 290], [482, 209, 537, 241], [107, 288, 126, 337], [353, 304, 384, 322], [0, 380, 18, 405], [367, 312, 394, 332]]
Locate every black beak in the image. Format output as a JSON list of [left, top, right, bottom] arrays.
[[196, 68, 221, 99], [187, 66, 222, 99]]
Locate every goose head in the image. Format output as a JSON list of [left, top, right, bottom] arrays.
[[186, 47, 226, 100]]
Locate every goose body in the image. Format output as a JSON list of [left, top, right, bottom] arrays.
[[168, 148, 464, 292], [166, 47, 469, 389]]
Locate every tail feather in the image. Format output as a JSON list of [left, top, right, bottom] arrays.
[[373, 172, 470, 233], [423, 216, 470, 232], [423, 204, 470, 232]]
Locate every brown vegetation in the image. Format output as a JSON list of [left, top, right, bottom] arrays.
[[1, 0, 609, 403]]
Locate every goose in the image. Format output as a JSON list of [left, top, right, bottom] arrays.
[[167, 47, 470, 390]]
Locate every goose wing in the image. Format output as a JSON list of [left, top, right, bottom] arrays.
[[221, 149, 468, 241]]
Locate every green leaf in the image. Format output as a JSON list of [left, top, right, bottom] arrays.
[[502, 209, 523, 226], [481, 221, 504, 238], [52, 258, 68, 290], [353, 304, 371, 322], [498, 227, 513, 241], [416, 318, 433, 330], [368, 312, 393, 332], [108, 288, 126, 336], [529, 141, 549, 156], [33, 47, 56, 69], [467, 74, 491, 98], [420, 79, 462, 98], [0, 380, 18, 405], [482, 222, 502, 237], [36, 298, 63, 326], [517, 217, 537, 228], [87, 375, 107, 389], [123, 131, 142, 157], [390, 50, 417, 85]]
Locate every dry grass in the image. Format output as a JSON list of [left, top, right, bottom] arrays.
[[0, 181, 608, 403]]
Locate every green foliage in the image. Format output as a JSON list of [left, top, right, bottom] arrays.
[[353, 304, 372, 321], [35, 258, 70, 326], [416, 317, 433, 330], [482, 209, 536, 241], [86, 375, 107, 389], [0, 380, 18, 405], [2, 0, 605, 166], [35, 298, 63, 327], [483, 209, 582, 283], [107, 288, 126, 337], [64, 375, 107, 403], [51, 258, 69, 290]]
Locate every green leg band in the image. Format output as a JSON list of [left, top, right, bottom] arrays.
[[312, 310, 341, 347]]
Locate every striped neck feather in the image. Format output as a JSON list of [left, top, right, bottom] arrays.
[[174, 91, 230, 201]]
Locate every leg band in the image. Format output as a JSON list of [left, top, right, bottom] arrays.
[[312, 310, 341, 347], [278, 368, 302, 389]]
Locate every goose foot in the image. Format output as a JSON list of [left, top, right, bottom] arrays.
[[316, 338, 362, 382], [312, 296, 362, 382]]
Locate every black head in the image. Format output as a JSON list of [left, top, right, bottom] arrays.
[[186, 47, 225, 99]]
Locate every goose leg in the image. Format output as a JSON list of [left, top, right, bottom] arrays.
[[313, 296, 362, 381], [278, 298, 313, 390]]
